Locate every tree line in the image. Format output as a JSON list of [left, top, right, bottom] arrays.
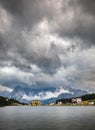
[[0, 96, 26, 106], [56, 93, 95, 104]]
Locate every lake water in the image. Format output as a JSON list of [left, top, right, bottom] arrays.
[[0, 106, 95, 130]]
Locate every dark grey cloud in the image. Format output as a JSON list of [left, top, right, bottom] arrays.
[[0, 0, 61, 73], [0, 28, 61, 74], [0, 0, 54, 29], [57, 0, 95, 45], [0, 0, 37, 28], [0, 0, 24, 15], [0, 0, 95, 92], [78, 0, 95, 15]]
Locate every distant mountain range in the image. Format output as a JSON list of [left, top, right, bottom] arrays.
[[0, 85, 87, 104]]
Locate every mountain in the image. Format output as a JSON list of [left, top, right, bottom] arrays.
[[42, 89, 87, 104], [0, 86, 87, 104], [8, 86, 56, 103]]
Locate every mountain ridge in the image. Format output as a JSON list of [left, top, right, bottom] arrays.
[[0, 86, 87, 104]]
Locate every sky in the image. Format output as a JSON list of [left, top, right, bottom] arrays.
[[0, 0, 95, 93]]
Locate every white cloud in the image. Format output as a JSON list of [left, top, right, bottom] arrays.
[[0, 45, 95, 92], [22, 87, 72, 100], [0, 84, 13, 92], [0, 66, 34, 85]]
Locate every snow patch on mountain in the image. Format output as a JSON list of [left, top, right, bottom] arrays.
[[22, 87, 73, 101]]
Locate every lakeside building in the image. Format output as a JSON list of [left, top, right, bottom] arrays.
[[57, 101, 62, 105], [89, 102, 94, 105], [31, 100, 41, 106], [82, 101, 89, 105], [49, 103, 55, 106], [72, 98, 82, 104]]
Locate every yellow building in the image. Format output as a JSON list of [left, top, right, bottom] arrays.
[[31, 100, 41, 106], [82, 101, 89, 106]]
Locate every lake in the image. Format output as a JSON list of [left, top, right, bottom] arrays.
[[0, 106, 95, 130]]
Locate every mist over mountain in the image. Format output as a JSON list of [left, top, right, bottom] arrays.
[[0, 85, 87, 104]]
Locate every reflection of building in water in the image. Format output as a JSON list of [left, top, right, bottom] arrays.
[[31, 100, 41, 106], [72, 98, 82, 104]]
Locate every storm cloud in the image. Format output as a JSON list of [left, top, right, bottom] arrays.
[[0, 0, 95, 92]]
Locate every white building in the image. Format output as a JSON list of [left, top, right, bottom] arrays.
[[89, 102, 94, 105], [72, 98, 82, 104], [57, 101, 62, 105]]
